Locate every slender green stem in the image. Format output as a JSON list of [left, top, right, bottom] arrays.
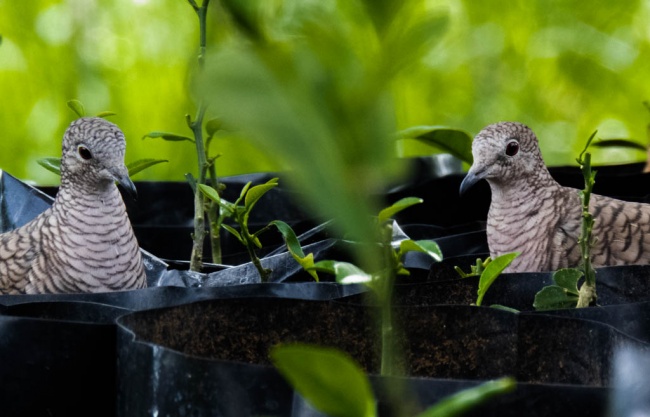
[[187, 0, 219, 271], [189, 105, 208, 272], [576, 147, 598, 307], [206, 161, 222, 264]]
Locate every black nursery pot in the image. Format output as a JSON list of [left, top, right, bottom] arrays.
[[0, 301, 128, 417], [116, 298, 643, 416]]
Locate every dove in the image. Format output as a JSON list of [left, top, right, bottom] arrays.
[[459, 121, 650, 273], [0, 117, 147, 294]]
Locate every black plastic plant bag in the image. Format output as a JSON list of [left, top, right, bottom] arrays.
[[0, 301, 128, 417], [116, 299, 643, 416]]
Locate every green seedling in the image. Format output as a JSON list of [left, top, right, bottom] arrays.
[[454, 253, 520, 307], [200, 177, 310, 282], [271, 343, 516, 417], [310, 197, 442, 289], [534, 131, 598, 310], [533, 268, 581, 310], [474, 252, 519, 307], [142, 0, 225, 270], [454, 256, 492, 278], [309, 197, 442, 379]]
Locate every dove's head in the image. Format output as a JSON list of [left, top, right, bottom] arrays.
[[60, 117, 136, 198], [459, 122, 547, 195]]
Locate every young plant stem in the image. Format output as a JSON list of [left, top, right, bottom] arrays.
[[576, 138, 597, 307], [187, 0, 221, 271], [206, 162, 222, 264], [189, 105, 208, 272]]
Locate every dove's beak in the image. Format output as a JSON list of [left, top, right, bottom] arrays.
[[112, 167, 138, 200], [459, 167, 485, 196]]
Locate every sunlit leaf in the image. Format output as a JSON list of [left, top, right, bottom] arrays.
[[126, 158, 168, 177], [197, 183, 221, 203], [67, 100, 86, 118], [398, 126, 473, 163], [417, 377, 515, 417], [271, 344, 377, 417], [398, 239, 442, 262], [205, 118, 223, 137], [96, 111, 116, 118], [37, 157, 61, 175], [270, 220, 319, 281], [377, 197, 422, 223], [270, 220, 305, 258], [476, 252, 519, 306], [142, 131, 195, 142], [311, 260, 372, 284], [590, 139, 646, 152], [244, 177, 279, 212]]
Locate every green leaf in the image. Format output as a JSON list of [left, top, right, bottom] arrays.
[[398, 126, 473, 164], [37, 157, 61, 175], [142, 131, 195, 143], [533, 285, 579, 310], [67, 99, 86, 117], [96, 111, 116, 118], [269, 220, 319, 281], [553, 268, 581, 295], [198, 184, 222, 204], [220, 0, 266, 41], [476, 252, 519, 306], [270, 220, 305, 258], [244, 177, 279, 212], [270, 344, 377, 417], [490, 305, 520, 313], [205, 118, 223, 137], [235, 181, 252, 206], [126, 158, 168, 177], [377, 197, 422, 223], [311, 261, 372, 284], [590, 139, 647, 152], [533, 268, 582, 310], [222, 224, 244, 244], [398, 239, 442, 262], [0, 35, 3, 47], [416, 377, 515, 417]]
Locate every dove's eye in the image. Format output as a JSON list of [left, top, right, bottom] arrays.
[[78, 146, 93, 160], [505, 140, 519, 157]]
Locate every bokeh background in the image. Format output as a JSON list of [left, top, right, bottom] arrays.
[[1, 0, 649, 185]]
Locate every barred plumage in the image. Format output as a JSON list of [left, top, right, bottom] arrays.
[[0, 117, 146, 294], [460, 122, 650, 273]]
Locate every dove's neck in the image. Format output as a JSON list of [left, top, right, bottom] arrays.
[[53, 178, 126, 222], [488, 169, 562, 213]]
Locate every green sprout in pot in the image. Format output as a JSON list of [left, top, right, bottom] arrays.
[[199, 177, 312, 282], [455, 253, 520, 309], [142, 0, 225, 271], [309, 197, 442, 377]]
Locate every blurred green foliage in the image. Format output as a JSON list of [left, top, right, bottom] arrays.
[[1, 0, 650, 185]]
